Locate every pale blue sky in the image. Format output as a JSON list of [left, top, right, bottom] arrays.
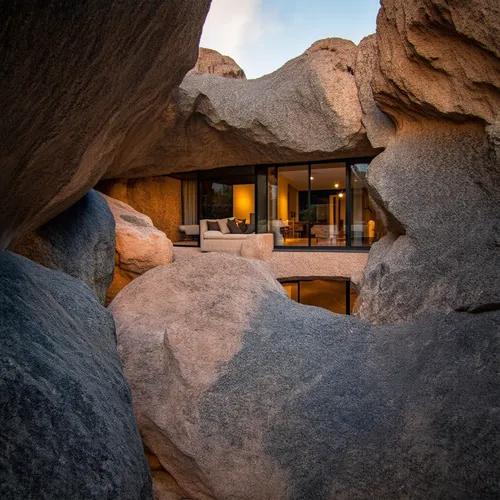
[[201, 0, 381, 79]]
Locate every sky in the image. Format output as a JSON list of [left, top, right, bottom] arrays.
[[200, 0, 381, 79]]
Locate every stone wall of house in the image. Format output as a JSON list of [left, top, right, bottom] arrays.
[[98, 177, 183, 243]]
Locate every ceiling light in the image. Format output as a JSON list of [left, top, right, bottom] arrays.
[[338, 192, 344, 198], [334, 183, 339, 188], [310, 176, 314, 180]]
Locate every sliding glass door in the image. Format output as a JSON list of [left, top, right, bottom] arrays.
[[309, 163, 346, 247], [200, 181, 233, 219], [264, 159, 384, 249], [174, 158, 385, 249]]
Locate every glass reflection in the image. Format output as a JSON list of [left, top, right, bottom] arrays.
[[280, 279, 358, 315], [273, 165, 309, 247], [309, 163, 346, 247], [350, 163, 386, 246]]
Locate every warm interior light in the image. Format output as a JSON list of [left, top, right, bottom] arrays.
[[338, 192, 344, 198], [310, 176, 314, 180], [334, 183, 339, 188]]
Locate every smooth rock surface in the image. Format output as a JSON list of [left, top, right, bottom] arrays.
[[12, 190, 115, 305], [189, 47, 246, 79], [0, 0, 211, 249], [103, 195, 173, 304], [104, 38, 379, 179], [0, 251, 152, 499], [111, 253, 500, 500], [356, 0, 500, 323]]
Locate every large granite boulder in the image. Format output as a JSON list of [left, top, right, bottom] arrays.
[[355, 0, 500, 323], [12, 190, 115, 305], [354, 34, 395, 149], [371, 0, 500, 127], [103, 38, 379, 179], [103, 194, 173, 305], [0, 251, 152, 499], [111, 253, 500, 500], [0, 0, 211, 249], [189, 47, 246, 79]]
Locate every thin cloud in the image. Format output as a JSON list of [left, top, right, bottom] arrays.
[[200, 0, 281, 62]]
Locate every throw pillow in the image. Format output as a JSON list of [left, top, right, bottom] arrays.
[[237, 218, 247, 233], [207, 220, 221, 231], [227, 218, 243, 234], [245, 223, 255, 234], [219, 218, 234, 234]]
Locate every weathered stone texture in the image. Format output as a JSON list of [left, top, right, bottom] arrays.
[[151, 471, 187, 500], [357, 122, 500, 322], [354, 35, 396, 149], [0, 251, 152, 499], [98, 177, 183, 242], [12, 190, 115, 305], [0, 0, 211, 249], [103, 194, 173, 304], [190, 47, 246, 79], [111, 253, 500, 500], [372, 0, 500, 126], [104, 38, 379, 179], [356, 0, 500, 323], [240, 234, 274, 261]]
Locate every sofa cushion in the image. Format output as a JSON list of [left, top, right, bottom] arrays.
[[204, 231, 248, 240], [237, 219, 248, 233], [218, 218, 234, 235], [227, 219, 243, 234], [245, 223, 255, 234], [207, 220, 221, 231]]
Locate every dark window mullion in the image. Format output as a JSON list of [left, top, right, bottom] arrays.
[[196, 171, 201, 224], [345, 161, 352, 248], [346, 280, 351, 315], [308, 164, 312, 247], [254, 166, 258, 233]]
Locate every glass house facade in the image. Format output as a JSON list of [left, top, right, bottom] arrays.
[[173, 158, 385, 250]]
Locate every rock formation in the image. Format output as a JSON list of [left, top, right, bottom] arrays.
[[355, 0, 500, 323], [190, 47, 246, 79], [103, 194, 173, 305], [111, 253, 500, 500], [0, 251, 152, 499], [12, 190, 115, 305], [354, 35, 396, 149], [97, 177, 183, 243], [103, 38, 379, 179], [0, 0, 211, 249], [240, 233, 274, 261]]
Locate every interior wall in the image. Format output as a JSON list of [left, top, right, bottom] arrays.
[[278, 175, 290, 221], [288, 185, 298, 221], [233, 184, 255, 222]]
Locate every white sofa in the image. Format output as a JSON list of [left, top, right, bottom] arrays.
[[200, 218, 254, 253], [178, 224, 200, 241]]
